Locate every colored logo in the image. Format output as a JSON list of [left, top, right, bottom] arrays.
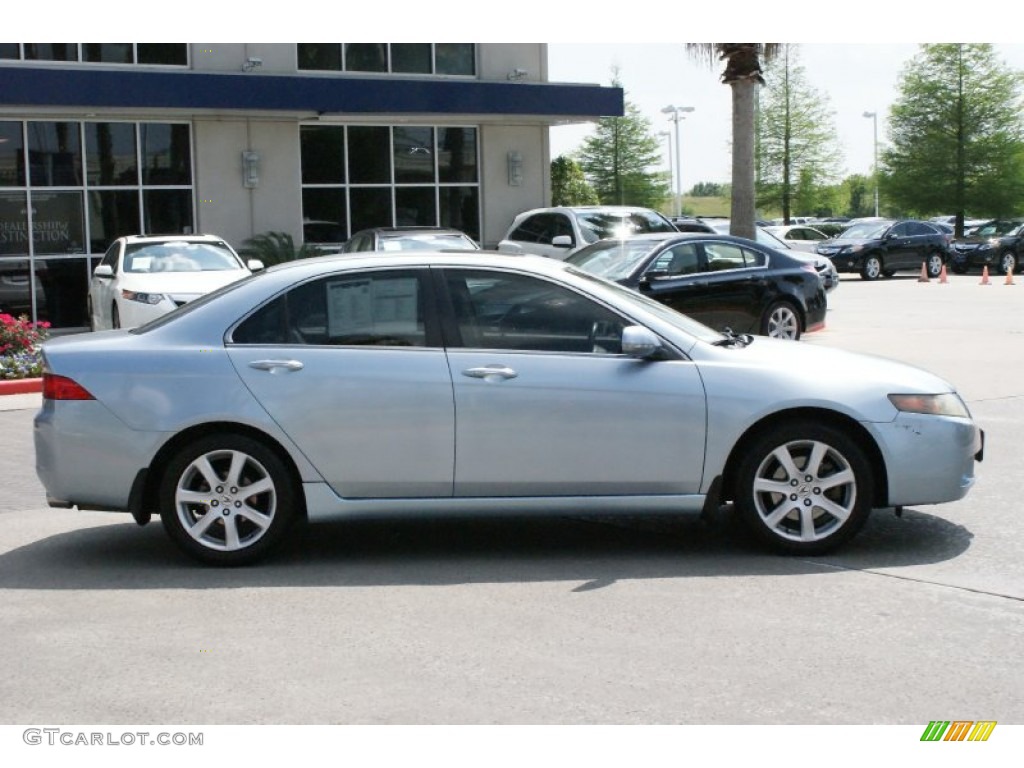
[[921, 721, 997, 742]]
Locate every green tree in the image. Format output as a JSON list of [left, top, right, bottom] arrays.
[[882, 44, 1024, 235], [687, 44, 781, 239], [756, 44, 843, 223], [576, 77, 671, 208], [550, 155, 599, 206], [689, 181, 726, 197]]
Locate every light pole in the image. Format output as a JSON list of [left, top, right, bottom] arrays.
[[863, 110, 879, 217], [658, 130, 673, 216], [662, 105, 694, 217]]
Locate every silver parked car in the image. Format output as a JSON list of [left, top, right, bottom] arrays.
[[35, 252, 983, 565]]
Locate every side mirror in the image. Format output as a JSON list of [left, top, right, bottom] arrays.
[[247, 259, 265, 272], [621, 325, 664, 360], [551, 235, 573, 248], [93, 264, 114, 278]]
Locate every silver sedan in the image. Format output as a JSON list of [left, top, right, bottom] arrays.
[[34, 252, 983, 565]]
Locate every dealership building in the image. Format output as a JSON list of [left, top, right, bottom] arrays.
[[0, 43, 622, 329]]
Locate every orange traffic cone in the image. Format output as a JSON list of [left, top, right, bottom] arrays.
[[918, 262, 930, 282], [980, 266, 991, 285], [1005, 267, 1015, 285], [939, 264, 948, 283]]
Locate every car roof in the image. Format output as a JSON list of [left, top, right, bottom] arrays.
[[122, 234, 227, 243], [357, 226, 470, 236]]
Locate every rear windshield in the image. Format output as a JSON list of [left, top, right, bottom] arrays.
[[576, 211, 676, 243]]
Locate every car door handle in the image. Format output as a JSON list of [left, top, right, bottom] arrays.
[[249, 359, 304, 372], [462, 365, 518, 381]]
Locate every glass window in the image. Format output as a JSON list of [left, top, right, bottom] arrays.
[[0, 191, 30, 256], [141, 123, 192, 186], [36, 256, 89, 326], [391, 44, 431, 74], [82, 43, 133, 64], [704, 243, 748, 271], [298, 43, 341, 71], [0, 256, 38, 316], [349, 187, 392, 233], [301, 126, 346, 184], [143, 189, 193, 234], [650, 243, 700, 275], [88, 190, 139, 252], [27, 122, 82, 187], [439, 187, 479, 242], [348, 127, 391, 185], [393, 127, 434, 184], [234, 271, 430, 348], [445, 270, 626, 354], [137, 44, 187, 66], [0, 44, 19, 59], [31, 191, 85, 254], [302, 188, 347, 244], [435, 44, 475, 76], [0, 122, 26, 187], [85, 122, 138, 186], [395, 187, 436, 227], [345, 44, 388, 73], [24, 44, 77, 61], [438, 128, 477, 183]]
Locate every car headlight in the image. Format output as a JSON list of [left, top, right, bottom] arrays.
[[846, 244, 864, 253], [121, 290, 165, 305], [888, 393, 970, 418]]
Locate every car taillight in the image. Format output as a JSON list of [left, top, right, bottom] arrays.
[[42, 373, 95, 401]]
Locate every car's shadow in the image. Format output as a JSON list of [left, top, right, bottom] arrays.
[[0, 507, 972, 590]]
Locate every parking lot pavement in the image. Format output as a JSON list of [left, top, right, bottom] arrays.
[[0, 272, 1022, 727]]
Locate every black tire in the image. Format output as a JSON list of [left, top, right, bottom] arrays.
[[999, 251, 1017, 276], [159, 433, 297, 565], [860, 254, 882, 281], [761, 301, 801, 341], [926, 252, 944, 278], [733, 421, 873, 555], [882, 269, 896, 278], [950, 263, 968, 275]]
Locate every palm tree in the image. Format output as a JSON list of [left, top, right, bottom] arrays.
[[686, 44, 781, 240]]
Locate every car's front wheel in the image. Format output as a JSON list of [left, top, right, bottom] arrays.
[[860, 255, 882, 280], [761, 301, 801, 341], [926, 252, 944, 278], [159, 434, 297, 565], [734, 421, 873, 555], [999, 251, 1017, 276]]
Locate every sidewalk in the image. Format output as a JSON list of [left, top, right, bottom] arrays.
[[0, 392, 42, 412]]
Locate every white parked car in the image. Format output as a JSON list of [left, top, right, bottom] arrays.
[[497, 206, 677, 260], [88, 235, 263, 330], [764, 224, 833, 253]]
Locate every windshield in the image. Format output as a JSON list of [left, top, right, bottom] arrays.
[[970, 220, 1023, 237], [380, 234, 478, 251], [575, 211, 676, 244], [124, 241, 243, 273], [840, 222, 890, 240], [565, 240, 660, 281]]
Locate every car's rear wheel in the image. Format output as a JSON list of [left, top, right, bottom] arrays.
[[926, 252, 944, 278], [159, 434, 297, 565], [734, 421, 873, 555], [999, 251, 1017, 276], [761, 301, 801, 341], [860, 255, 882, 280]]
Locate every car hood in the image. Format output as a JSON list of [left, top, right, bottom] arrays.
[[691, 336, 958, 422], [115, 269, 250, 295]]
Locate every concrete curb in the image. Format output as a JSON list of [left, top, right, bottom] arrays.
[[0, 378, 43, 396]]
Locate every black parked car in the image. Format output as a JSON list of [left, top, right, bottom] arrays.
[[949, 219, 1024, 275], [815, 219, 950, 280], [565, 233, 827, 341]]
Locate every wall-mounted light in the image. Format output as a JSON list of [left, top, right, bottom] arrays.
[[507, 68, 528, 82], [242, 57, 262, 72], [242, 151, 260, 188], [507, 151, 523, 186]]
